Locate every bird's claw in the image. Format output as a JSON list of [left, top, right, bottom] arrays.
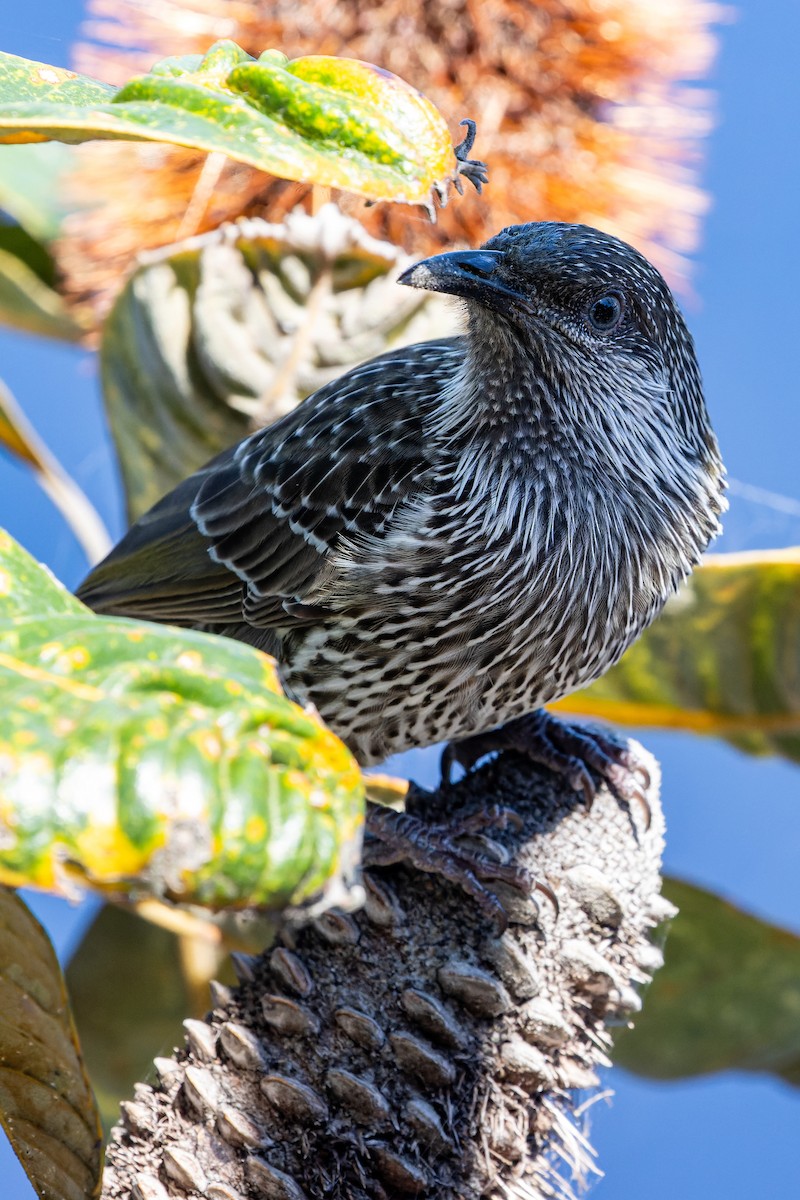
[[452, 803, 524, 837], [454, 118, 489, 194], [443, 710, 652, 830], [364, 803, 552, 933], [427, 119, 488, 217]]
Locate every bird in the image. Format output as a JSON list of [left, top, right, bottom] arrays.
[[78, 221, 726, 917]]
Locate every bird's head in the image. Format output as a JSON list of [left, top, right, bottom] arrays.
[[399, 222, 723, 488]]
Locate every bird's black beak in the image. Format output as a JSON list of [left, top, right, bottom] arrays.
[[398, 250, 526, 314]]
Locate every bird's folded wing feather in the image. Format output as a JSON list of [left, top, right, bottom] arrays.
[[77, 339, 461, 629]]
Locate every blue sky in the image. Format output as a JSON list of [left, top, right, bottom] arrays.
[[1, 2, 800, 1196]]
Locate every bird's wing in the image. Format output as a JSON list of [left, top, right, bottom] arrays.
[[77, 339, 461, 628]]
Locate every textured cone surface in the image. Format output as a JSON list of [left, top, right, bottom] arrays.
[[101, 746, 669, 1200]]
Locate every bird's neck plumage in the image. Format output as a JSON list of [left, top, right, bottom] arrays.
[[430, 324, 725, 612]]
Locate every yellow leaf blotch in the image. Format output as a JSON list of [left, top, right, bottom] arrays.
[[72, 824, 151, 881], [29, 62, 80, 85], [260, 663, 282, 693], [0, 652, 103, 700], [0, 133, 51, 144], [285, 769, 309, 793], [176, 650, 203, 670], [195, 731, 222, 759], [62, 645, 91, 670], [308, 786, 332, 812], [245, 815, 268, 845]]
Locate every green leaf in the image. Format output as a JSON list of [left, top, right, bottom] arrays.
[[0, 43, 461, 207], [0, 529, 364, 913], [0, 223, 55, 286], [615, 878, 800, 1085], [554, 550, 800, 764], [0, 528, 83, 620], [0, 239, 81, 340], [100, 207, 454, 519], [0, 379, 111, 563], [0, 887, 102, 1200], [0, 142, 81, 340], [0, 143, 74, 240]]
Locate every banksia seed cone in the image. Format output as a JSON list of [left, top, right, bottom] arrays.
[[101, 746, 671, 1200], [59, 0, 719, 334]]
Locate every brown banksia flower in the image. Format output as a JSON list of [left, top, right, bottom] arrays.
[[59, 0, 722, 335]]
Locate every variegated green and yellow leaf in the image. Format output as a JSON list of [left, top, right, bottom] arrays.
[[0, 530, 364, 913], [0, 43, 461, 207]]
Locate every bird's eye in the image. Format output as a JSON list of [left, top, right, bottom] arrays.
[[586, 292, 625, 333]]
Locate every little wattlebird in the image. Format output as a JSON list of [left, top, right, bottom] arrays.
[[78, 221, 726, 922]]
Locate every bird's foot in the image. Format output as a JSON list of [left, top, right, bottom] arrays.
[[442, 709, 651, 829], [363, 800, 555, 933], [452, 118, 489, 195]]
